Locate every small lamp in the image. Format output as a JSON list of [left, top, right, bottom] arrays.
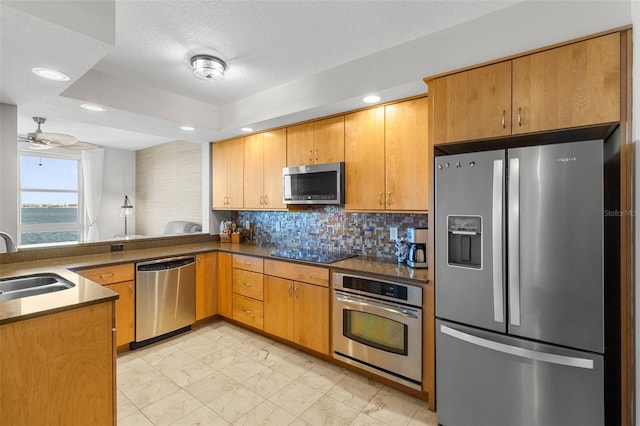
[[120, 195, 134, 235]]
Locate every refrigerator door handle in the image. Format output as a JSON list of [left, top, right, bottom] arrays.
[[440, 325, 594, 369], [492, 159, 504, 324], [508, 157, 521, 326]]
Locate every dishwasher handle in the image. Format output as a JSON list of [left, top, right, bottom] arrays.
[[137, 256, 195, 272]]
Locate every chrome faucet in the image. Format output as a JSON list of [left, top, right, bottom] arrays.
[[0, 232, 17, 253]]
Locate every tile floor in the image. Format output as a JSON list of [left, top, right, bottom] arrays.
[[117, 321, 438, 426]]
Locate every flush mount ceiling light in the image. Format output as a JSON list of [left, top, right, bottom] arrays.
[[241, 127, 253, 132], [32, 67, 70, 81], [190, 55, 227, 81], [363, 95, 381, 104], [80, 103, 106, 112]]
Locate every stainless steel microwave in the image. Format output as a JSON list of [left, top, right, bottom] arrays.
[[282, 162, 345, 204]]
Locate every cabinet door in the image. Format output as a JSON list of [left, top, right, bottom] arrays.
[[431, 61, 512, 144], [243, 133, 265, 209], [385, 97, 429, 211], [264, 276, 294, 341], [262, 128, 287, 209], [217, 252, 233, 318], [196, 252, 218, 320], [105, 280, 135, 346], [345, 107, 385, 210], [293, 282, 329, 354], [211, 141, 229, 209], [512, 33, 620, 134], [313, 116, 344, 164], [287, 122, 314, 166], [226, 138, 245, 209]]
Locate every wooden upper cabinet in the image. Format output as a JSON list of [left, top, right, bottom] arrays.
[[345, 107, 386, 210], [262, 129, 287, 209], [512, 33, 620, 134], [430, 33, 621, 145], [432, 61, 512, 144], [313, 116, 344, 164], [212, 138, 244, 209], [243, 133, 265, 209], [385, 97, 429, 211], [286, 116, 344, 166], [287, 122, 314, 166]]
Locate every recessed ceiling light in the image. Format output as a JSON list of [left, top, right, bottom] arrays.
[[32, 67, 70, 81], [80, 103, 106, 112], [241, 127, 253, 132], [363, 95, 381, 104], [180, 126, 195, 131]]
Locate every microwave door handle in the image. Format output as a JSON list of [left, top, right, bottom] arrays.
[[335, 295, 418, 319], [492, 159, 505, 324]]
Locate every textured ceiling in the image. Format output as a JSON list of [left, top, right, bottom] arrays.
[[0, 1, 632, 151]]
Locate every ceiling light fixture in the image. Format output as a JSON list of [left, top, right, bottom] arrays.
[[80, 103, 106, 112], [363, 95, 381, 104], [241, 127, 253, 132], [190, 55, 227, 81], [32, 67, 70, 81], [180, 126, 195, 131]]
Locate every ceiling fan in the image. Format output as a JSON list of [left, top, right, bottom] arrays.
[[17, 117, 97, 150]]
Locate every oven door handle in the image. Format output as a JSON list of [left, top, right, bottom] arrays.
[[335, 295, 419, 319]]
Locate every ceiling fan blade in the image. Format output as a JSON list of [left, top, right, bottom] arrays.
[[60, 141, 98, 150], [28, 141, 55, 150], [34, 132, 78, 146]]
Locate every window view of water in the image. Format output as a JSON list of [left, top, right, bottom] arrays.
[[20, 207, 79, 245]]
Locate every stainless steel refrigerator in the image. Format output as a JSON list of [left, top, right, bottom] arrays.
[[435, 140, 608, 426]]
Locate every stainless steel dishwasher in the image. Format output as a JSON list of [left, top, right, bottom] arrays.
[[134, 256, 196, 346]]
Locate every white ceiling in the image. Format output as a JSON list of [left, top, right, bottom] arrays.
[[0, 0, 632, 151]]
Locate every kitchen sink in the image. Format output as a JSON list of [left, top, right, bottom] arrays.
[[0, 273, 75, 302]]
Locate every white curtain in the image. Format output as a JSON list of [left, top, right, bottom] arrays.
[[81, 148, 105, 241]]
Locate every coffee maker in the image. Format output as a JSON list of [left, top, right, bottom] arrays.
[[407, 227, 428, 268]]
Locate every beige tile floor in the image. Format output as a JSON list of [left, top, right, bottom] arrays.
[[117, 321, 438, 426]]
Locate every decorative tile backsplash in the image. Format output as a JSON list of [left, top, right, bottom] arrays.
[[236, 207, 427, 260]]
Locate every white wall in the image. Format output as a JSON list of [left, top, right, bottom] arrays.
[[99, 147, 135, 238], [0, 103, 18, 251]]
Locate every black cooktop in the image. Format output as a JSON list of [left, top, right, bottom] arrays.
[[270, 248, 357, 264]]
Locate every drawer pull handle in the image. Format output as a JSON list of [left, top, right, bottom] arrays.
[[243, 282, 252, 287], [244, 309, 252, 315], [99, 273, 114, 279]]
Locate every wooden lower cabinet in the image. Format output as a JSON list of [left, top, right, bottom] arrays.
[[217, 252, 233, 318], [0, 302, 115, 425], [232, 294, 264, 330], [196, 252, 218, 320], [264, 260, 330, 355], [76, 263, 135, 348], [105, 280, 135, 346]]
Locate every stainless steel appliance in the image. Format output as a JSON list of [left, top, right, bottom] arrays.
[[406, 226, 427, 268], [332, 272, 422, 390], [135, 256, 196, 346], [435, 140, 610, 425], [282, 161, 344, 204]]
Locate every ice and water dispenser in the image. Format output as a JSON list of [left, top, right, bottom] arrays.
[[447, 216, 482, 269]]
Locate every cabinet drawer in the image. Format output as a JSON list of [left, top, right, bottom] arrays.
[[264, 260, 329, 287], [232, 294, 263, 330], [76, 263, 135, 285], [232, 254, 264, 273], [233, 269, 264, 300]]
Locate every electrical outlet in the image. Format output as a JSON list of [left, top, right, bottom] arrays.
[[111, 243, 124, 252], [389, 227, 398, 240], [276, 221, 281, 232], [245, 221, 250, 230]]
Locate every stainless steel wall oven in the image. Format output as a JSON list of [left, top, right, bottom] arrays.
[[332, 272, 422, 390]]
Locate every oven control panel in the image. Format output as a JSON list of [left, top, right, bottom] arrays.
[[343, 276, 408, 300], [333, 272, 422, 308]]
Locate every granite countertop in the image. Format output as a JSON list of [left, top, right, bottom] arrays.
[[0, 241, 427, 324]]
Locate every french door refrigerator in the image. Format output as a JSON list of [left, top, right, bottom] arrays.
[[435, 140, 607, 426]]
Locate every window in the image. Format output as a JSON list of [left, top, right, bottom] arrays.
[[18, 152, 83, 246]]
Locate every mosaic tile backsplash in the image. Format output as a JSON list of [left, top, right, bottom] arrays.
[[236, 207, 427, 260]]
